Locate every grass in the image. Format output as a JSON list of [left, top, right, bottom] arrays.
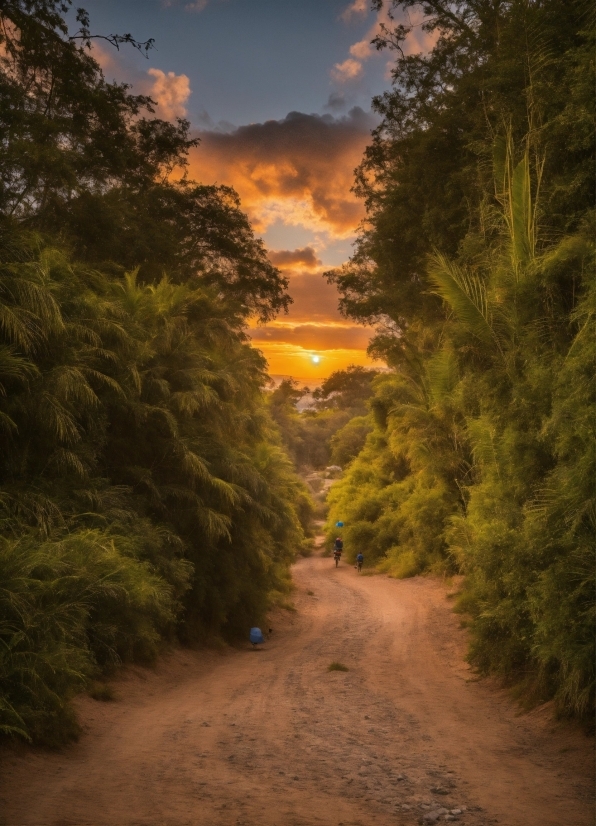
[[327, 661, 349, 672], [88, 681, 116, 702]]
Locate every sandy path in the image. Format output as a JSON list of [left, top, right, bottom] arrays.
[[1, 555, 593, 826]]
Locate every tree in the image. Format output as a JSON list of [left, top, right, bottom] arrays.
[[325, 0, 595, 717], [312, 365, 377, 413], [0, 2, 307, 743], [327, 0, 594, 351], [0, 1, 290, 321]]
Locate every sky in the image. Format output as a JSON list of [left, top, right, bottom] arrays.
[[70, 1, 433, 380]]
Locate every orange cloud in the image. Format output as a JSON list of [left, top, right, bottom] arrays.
[[334, 2, 439, 86], [332, 57, 364, 83], [281, 270, 344, 323], [91, 44, 192, 123], [89, 40, 120, 77], [147, 68, 191, 120], [340, 0, 369, 22], [184, 109, 381, 378], [268, 248, 321, 269], [247, 269, 378, 373], [187, 108, 375, 237], [250, 323, 371, 351], [349, 38, 374, 60]]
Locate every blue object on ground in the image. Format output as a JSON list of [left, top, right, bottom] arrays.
[[250, 627, 265, 645], [336, 521, 344, 527]]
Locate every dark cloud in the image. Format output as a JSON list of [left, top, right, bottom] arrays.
[[187, 107, 379, 235], [324, 92, 348, 112], [268, 247, 321, 269], [195, 108, 236, 133]]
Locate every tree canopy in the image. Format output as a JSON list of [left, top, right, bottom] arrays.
[[0, 0, 308, 744], [326, 0, 594, 719]]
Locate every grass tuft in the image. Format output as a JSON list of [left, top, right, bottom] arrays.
[[88, 681, 116, 702], [327, 661, 349, 672]]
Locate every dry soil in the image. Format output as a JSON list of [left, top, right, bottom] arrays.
[[0, 553, 593, 826]]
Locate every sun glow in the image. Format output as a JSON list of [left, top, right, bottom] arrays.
[[311, 354, 321, 364]]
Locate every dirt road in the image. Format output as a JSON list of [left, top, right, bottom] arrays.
[[1, 555, 593, 826]]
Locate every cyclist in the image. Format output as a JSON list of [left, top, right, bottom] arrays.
[[333, 537, 343, 567], [356, 552, 364, 573]]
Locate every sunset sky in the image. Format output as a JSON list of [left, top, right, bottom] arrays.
[[70, 1, 434, 380]]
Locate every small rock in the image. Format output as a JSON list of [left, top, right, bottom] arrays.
[[422, 814, 441, 824], [201, 721, 210, 727], [444, 817, 456, 823], [364, 714, 370, 719], [292, 775, 300, 781], [450, 810, 462, 816], [395, 773, 405, 781], [423, 809, 449, 818], [431, 786, 450, 795]]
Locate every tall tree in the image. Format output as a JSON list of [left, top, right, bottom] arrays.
[[0, 1, 307, 743], [325, 0, 595, 716]]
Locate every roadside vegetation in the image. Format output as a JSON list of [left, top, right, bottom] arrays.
[[268, 367, 377, 529], [326, 0, 594, 719], [268, 366, 377, 471], [0, 1, 311, 744]]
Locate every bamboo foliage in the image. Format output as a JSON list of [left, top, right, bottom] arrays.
[[327, 130, 594, 716], [0, 240, 310, 743]]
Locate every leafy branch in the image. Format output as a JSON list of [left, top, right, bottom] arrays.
[[69, 8, 155, 57]]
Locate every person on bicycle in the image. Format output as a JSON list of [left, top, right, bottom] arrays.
[[333, 537, 343, 567], [356, 552, 364, 572], [333, 545, 342, 568]]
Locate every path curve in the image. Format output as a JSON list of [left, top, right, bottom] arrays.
[[1, 556, 593, 826]]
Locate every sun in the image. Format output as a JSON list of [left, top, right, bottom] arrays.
[[311, 354, 321, 364]]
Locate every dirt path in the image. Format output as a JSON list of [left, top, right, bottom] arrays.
[[1, 555, 593, 826]]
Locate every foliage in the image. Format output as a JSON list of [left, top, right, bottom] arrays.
[[326, 0, 595, 717], [312, 365, 377, 413], [268, 376, 359, 470], [0, 1, 309, 743], [329, 415, 373, 468], [268, 367, 378, 470]]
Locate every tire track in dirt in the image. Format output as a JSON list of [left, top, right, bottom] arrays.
[[0, 555, 593, 826]]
